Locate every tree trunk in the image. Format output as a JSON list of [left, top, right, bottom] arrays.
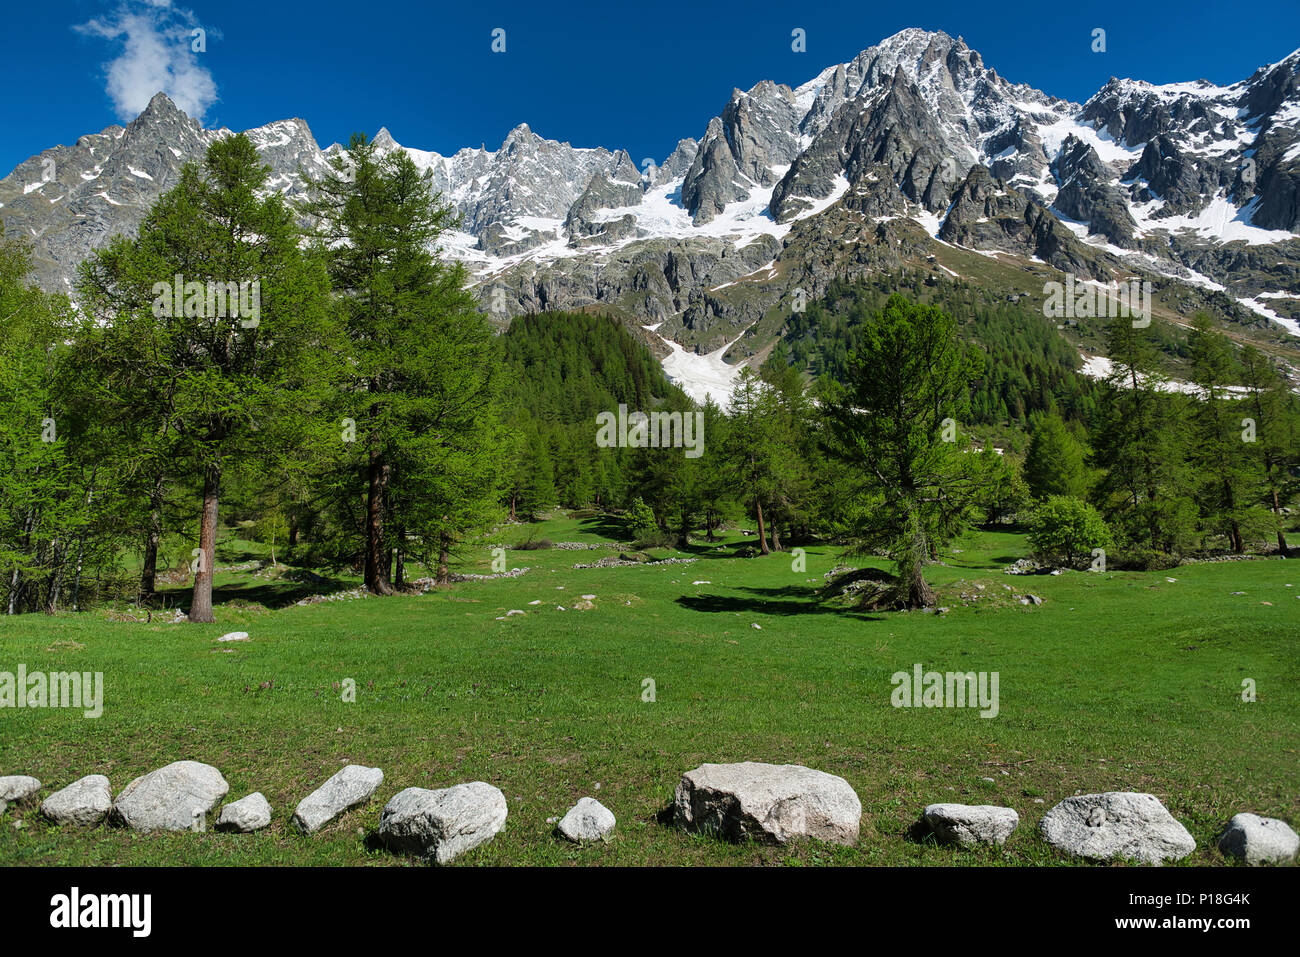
[[755, 499, 770, 555], [71, 536, 86, 612], [905, 521, 936, 609], [189, 463, 222, 623], [140, 475, 166, 601], [1269, 487, 1290, 557], [364, 451, 394, 595], [288, 514, 299, 549], [1224, 480, 1244, 553], [45, 538, 64, 614], [509, 492, 517, 522], [7, 507, 36, 615], [771, 521, 782, 552], [906, 554, 935, 609], [436, 533, 452, 585], [71, 470, 96, 612]]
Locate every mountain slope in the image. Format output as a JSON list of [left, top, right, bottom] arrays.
[[3, 29, 1298, 403]]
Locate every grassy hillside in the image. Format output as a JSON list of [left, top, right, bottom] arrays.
[[1, 516, 1295, 866]]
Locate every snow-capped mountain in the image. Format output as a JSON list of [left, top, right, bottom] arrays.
[[3, 27, 1299, 401]]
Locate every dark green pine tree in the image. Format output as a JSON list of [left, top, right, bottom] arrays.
[[1187, 316, 1254, 552], [78, 133, 339, 622], [820, 294, 985, 608], [1024, 413, 1089, 500], [1090, 314, 1196, 555], [301, 133, 503, 593], [0, 238, 127, 614], [1238, 344, 1299, 556]]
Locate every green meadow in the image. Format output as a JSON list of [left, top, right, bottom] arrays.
[[1, 515, 1296, 866]]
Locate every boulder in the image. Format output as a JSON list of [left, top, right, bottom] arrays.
[[109, 761, 229, 832], [1040, 792, 1195, 864], [922, 803, 1019, 847], [377, 782, 508, 864], [40, 775, 112, 826], [217, 632, 249, 642], [1218, 813, 1299, 866], [292, 765, 383, 834], [674, 762, 860, 846], [216, 792, 273, 833], [0, 775, 41, 803], [557, 797, 616, 843]]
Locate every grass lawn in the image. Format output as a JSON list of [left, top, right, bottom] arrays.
[[1, 516, 1296, 866]]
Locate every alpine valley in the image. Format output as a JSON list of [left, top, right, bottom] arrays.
[[4, 27, 1300, 404]]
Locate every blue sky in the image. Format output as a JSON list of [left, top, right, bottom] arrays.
[[3, 0, 1299, 175]]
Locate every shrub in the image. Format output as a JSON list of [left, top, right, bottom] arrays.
[[625, 496, 658, 540], [512, 537, 553, 551], [632, 528, 678, 550], [1028, 496, 1113, 568], [1111, 545, 1181, 571]]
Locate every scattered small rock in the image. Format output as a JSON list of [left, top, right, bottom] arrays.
[[674, 762, 860, 846], [0, 776, 41, 803], [377, 782, 507, 864], [556, 797, 616, 843], [41, 775, 112, 826], [293, 765, 383, 834], [1218, 813, 1299, 865], [922, 803, 1019, 847], [1040, 792, 1195, 864], [216, 792, 273, 833], [110, 761, 228, 832]]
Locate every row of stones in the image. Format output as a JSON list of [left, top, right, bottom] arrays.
[[4, 761, 1297, 866], [0, 763, 609, 862]]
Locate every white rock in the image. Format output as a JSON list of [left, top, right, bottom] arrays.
[[1040, 792, 1195, 864], [41, 775, 112, 826], [110, 761, 229, 832], [0, 800, 6, 816], [216, 792, 273, 833], [674, 762, 860, 846], [557, 797, 615, 843], [377, 782, 507, 864], [1218, 813, 1299, 865], [217, 631, 249, 642], [0, 775, 41, 802], [292, 765, 383, 834], [923, 803, 1019, 846]]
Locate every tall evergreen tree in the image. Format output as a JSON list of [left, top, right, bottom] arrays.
[[1024, 413, 1089, 500], [302, 134, 503, 592], [79, 133, 339, 622], [1090, 314, 1196, 554], [821, 294, 984, 608], [1239, 344, 1299, 556], [1187, 316, 1252, 552]]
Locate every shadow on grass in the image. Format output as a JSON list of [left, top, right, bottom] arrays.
[[578, 515, 632, 541], [675, 585, 884, 621], [153, 569, 356, 614]]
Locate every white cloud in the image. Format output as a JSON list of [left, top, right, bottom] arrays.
[[75, 2, 218, 122]]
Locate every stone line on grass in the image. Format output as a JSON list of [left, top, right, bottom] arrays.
[[1, 764, 1296, 866]]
